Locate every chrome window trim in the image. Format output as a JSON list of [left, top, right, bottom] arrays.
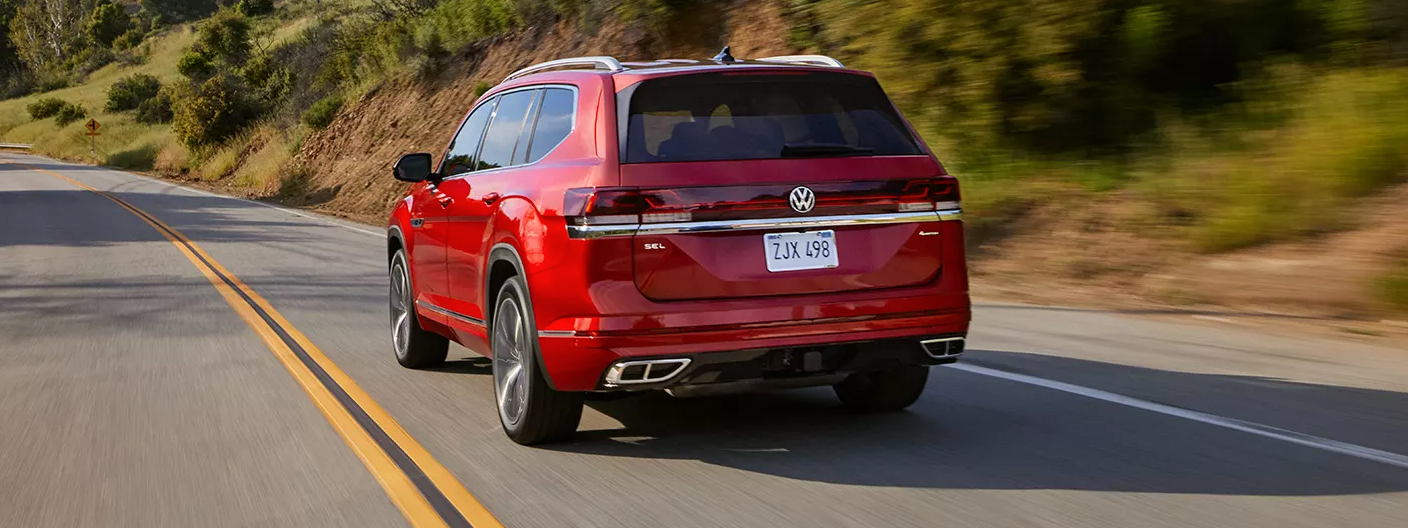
[[567, 209, 961, 239]]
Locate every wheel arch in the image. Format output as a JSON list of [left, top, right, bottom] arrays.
[[485, 242, 561, 390], [387, 225, 406, 264]]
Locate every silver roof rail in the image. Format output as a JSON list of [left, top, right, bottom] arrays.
[[504, 56, 623, 82], [755, 55, 845, 68]]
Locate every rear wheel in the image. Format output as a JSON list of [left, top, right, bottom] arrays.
[[390, 250, 448, 369], [492, 275, 583, 445], [833, 366, 929, 412]]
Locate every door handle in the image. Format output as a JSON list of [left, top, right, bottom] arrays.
[[481, 192, 500, 204]]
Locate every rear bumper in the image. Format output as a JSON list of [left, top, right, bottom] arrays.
[[537, 304, 970, 391]]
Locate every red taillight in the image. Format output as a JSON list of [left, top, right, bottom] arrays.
[[564, 188, 646, 225], [898, 178, 961, 212]]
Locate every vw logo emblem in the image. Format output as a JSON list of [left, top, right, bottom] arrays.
[[788, 186, 816, 214]]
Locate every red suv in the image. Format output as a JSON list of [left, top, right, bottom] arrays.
[[387, 51, 970, 445]]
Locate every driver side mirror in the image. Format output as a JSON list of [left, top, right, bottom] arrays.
[[393, 153, 437, 182]]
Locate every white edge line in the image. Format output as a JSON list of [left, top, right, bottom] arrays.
[[948, 363, 1408, 470], [12, 153, 385, 238]]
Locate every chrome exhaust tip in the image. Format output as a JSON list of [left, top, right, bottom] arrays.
[[604, 358, 692, 386], [920, 337, 965, 359]]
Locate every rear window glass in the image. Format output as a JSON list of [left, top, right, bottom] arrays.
[[623, 72, 921, 163]]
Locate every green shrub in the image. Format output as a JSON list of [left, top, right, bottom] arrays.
[[86, 1, 133, 48], [1379, 259, 1408, 312], [27, 98, 67, 120], [195, 9, 252, 65], [235, 0, 275, 17], [54, 103, 87, 126], [177, 52, 215, 80], [173, 75, 259, 148], [136, 89, 176, 124], [113, 28, 145, 51], [301, 96, 343, 130], [106, 74, 163, 112]]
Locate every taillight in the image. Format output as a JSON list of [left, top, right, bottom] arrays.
[[563, 188, 643, 225], [898, 178, 961, 212], [564, 187, 700, 225]]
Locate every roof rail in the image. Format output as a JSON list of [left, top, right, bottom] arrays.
[[504, 56, 623, 82], [755, 55, 845, 68]]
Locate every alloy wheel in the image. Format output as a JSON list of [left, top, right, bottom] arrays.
[[390, 256, 412, 358], [493, 296, 529, 426]]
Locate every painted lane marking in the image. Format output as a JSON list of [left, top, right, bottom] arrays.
[[22, 163, 503, 528], [949, 363, 1408, 471]]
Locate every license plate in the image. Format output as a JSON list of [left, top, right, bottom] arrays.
[[764, 230, 839, 272]]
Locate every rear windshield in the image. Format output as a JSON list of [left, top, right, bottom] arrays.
[[623, 71, 922, 163]]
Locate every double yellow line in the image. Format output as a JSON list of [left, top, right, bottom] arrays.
[[21, 163, 503, 528]]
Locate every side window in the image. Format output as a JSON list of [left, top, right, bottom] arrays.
[[525, 88, 575, 164], [476, 89, 537, 171], [440, 98, 496, 177]]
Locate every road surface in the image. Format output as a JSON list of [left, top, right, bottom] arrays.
[[3, 152, 1407, 527]]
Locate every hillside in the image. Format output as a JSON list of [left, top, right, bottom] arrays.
[[1, 0, 1406, 323]]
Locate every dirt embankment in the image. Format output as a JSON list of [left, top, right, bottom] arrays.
[[289, 2, 1408, 329], [970, 182, 1408, 322]]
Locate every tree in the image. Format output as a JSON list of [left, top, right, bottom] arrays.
[[194, 9, 250, 65], [8, 0, 86, 73], [85, 0, 130, 48], [0, 0, 22, 74]]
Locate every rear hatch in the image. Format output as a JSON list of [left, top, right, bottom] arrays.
[[617, 70, 956, 302]]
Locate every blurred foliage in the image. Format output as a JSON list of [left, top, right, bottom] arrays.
[[105, 73, 161, 112], [26, 96, 64, 119], [177, 52, 215, 80], [172, 74, 258, 148], [788, 0, 1408, 250], [84, 1, 130, 48], [194, 9, 252, 66], [1380, 258, 1408, 311], [138, 0, 217, 23], [301, 95, 342, 129], [235, 0, 274, 18], [53, 100, 84, 125], [135, 87, 174, 124]]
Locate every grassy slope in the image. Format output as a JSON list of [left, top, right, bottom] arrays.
[[0, 30, 195, 167]]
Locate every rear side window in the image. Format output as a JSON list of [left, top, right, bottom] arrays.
[[623, 72, 921, 163], [441, 97, 496, 176], [526, 88, 575, 164], [478, 90, 537, 171]]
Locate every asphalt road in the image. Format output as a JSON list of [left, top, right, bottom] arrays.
[[3, 152, 1407, 527]]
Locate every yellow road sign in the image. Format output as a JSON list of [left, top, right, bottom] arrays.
[[85, 119, 100, 133]]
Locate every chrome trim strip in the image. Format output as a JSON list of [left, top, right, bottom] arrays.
[[537, 330, 576, 338], [567, 209, 962, 239], [416, 300, 485, 327], [566, 224, 640, 239]]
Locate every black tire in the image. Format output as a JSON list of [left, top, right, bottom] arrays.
[[833, 366, 930, 412], [390, 249, 449, 369], [492, 274, 583, 445]]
